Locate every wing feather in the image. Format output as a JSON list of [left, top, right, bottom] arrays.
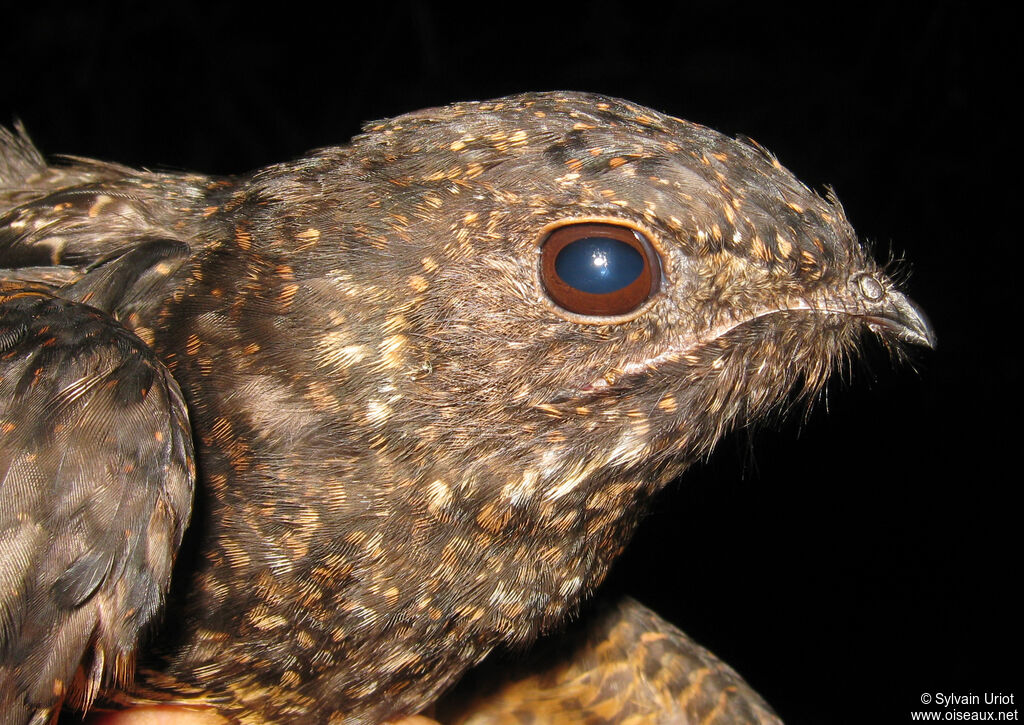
[[0, 288, 194, 724]]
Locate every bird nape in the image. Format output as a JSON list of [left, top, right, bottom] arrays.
[[0, 92, 932, 724]]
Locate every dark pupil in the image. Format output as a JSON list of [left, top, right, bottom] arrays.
[[554, 237, 644, 294]]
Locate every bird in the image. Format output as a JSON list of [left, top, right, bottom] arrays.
[[0, 92, 933, 724]]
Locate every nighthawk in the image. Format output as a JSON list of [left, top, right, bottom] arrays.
[[0, 93, 933, 724]]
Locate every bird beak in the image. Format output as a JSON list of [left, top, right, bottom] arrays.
[[864, 289, 937, 349]]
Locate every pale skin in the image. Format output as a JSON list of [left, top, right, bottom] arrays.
[[86, 707, 441, 724]]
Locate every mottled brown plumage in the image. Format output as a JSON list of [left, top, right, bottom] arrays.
[[0, 93, 932, 724], [436, 597, 783, 724]]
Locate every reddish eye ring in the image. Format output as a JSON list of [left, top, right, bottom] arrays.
[[540, 222, 661, 317]]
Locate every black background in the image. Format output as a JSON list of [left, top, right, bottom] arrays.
[[2, 3, 1016, 723]]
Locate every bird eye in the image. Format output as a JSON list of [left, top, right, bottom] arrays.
[[540, 223, 660, 317]]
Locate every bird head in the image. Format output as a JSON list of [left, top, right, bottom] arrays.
[[169, 92, 933, 646]]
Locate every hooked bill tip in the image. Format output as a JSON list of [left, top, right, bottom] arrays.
[[865, 289, 936, 349]]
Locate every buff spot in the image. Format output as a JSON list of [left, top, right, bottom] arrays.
[[379, 334, 408, 368], [87, 195, 113, 218], [366, 399, 390, 424], [425, 479, 452, 514]]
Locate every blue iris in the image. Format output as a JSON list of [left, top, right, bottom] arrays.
[[554, 237, 644, 294]]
